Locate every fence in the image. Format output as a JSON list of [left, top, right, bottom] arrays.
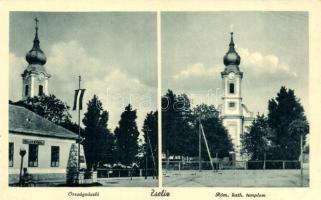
[[97, 168, 157, 179], [162, 160, 302, 171]]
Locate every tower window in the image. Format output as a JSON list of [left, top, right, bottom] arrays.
[[229, 83, 235, 94], [25, 85, 29, 96], [229, 102, 236, 108], [38, 85, 44, 96]]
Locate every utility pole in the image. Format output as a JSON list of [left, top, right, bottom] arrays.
[[145, 143, 148, 179], [263, 152, 266, 170], [300, 134, 303, 187], [166, 150, 169, 174], [200, 123, 214, 171], [146, 130, 157, 179], [78, 75, 81, 172], [199, 118, 202, 172]]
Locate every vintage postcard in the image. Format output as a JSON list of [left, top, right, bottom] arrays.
[[0, 0, 321, 200]]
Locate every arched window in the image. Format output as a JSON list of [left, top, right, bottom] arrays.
[[25, 85, 29, 96], [229, 83, 235, 94], [38, 85, 44, 96]]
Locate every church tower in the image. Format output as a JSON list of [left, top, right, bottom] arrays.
[[21, 18, 50, 100], [220, 32, 245, 160]]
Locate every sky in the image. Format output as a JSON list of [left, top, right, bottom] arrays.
[[162, 12, 309, 118], [9, 12, 157, 136], [9, 11, 310, 135]]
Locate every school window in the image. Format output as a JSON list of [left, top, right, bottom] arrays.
[[25, 85, 29, 96], [9, 143, 14, 167], [39, 85, 44, 96], [28, 144, 38, 167], [51, 146, 59, 167], [229, 83, 235, 94]]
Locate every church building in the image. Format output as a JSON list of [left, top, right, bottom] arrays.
[[218, 32, 254, 161]]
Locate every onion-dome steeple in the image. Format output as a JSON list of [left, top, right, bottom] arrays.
[[25, 17, 47, 65], [223, 32, 241, 66]]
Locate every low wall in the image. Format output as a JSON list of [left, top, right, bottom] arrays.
[[9, 173, 66, 185]]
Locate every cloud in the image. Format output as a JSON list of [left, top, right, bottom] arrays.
[[48, 40, 108, 82], [238, 48, 297, 77], [173, 63, 221, 80], [9, 53, 25, 102], [171, 48, 297, 82], [83, 69, 156, 132]]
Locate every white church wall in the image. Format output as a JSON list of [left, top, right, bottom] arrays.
[[223, 118, 242, 152]]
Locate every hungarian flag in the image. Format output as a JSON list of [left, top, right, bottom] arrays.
[[73, 89, 86, 110]]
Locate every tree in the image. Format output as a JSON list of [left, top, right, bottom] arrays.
[[268, 86, 309, 160], [241, 114, 271, 160], [175, 93, 194, 157], [114, 104, 140, 166], [142, 111, 158, 174], [162, 90, 194, 158], [13, 95, 71, 125], [161, 90, 177, 158], [83, 95, 115, 169], [193, 104, 234, 159], [287, 119, 309, 160], [162, 90, 233, 159], [59, 121, 85, 136]]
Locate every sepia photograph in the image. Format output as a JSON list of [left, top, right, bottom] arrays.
[[8, 12, 158, 187], [1, 1, 321, 200], [161, 11, 309, 187]]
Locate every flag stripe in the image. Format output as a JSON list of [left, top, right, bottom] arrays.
[[73, 90, 80, 110], [79, 89, 86, 110]]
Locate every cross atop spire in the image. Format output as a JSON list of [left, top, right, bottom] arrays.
[[229, 32, 234, 47], [33, 17, 40, 45], [34, 17, 39, 30]]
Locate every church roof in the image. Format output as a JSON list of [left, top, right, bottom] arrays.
[[223, 32, 241, 66], [21, 64, 50, 77], [9, 104, 78, 140], [221, 65, 243, 77], [25, 18, 47, 66], [222, 32, 242, 77], [241, 104, 254, 119]]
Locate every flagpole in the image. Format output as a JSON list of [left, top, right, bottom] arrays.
[[78, 75, 81, 173]]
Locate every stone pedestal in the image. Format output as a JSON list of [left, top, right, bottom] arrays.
[[67, 171, 85, 185], [75, 171, 85, 184], [91, 171, 97, 183], [66, 143, 78, 185]]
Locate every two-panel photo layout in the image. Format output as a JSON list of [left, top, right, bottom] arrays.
[[8, 11, 309, 188]]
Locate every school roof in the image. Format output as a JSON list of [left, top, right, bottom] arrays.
[[9, 104, 78, 140]]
